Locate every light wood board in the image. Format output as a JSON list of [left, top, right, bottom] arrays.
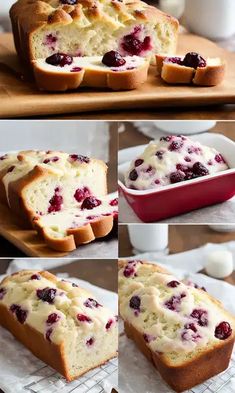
[[0, 33, 235, 118], [0, 202, 73, 257]]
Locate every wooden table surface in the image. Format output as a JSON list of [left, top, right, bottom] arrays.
[[0, 124, 117, 258], [119, 224, 235, 285], [0, 260, 118, 393], [119, 121, 235, 150]]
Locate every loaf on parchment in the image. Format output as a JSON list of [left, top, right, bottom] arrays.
[[119, 260, 235, 392], [0, 270, 118, 381], [10, 0, 179, 67]]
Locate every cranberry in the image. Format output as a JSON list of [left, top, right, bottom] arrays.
[[184, 171, 195, 180], [110, 198, 118, 206], [123, 261, 137, 278], [69, 154, 90, 163], [10, 304, 28, 324], [7, 166, 15, 173], [129, 169, 138, 181], [0, 287, 6, 300], [215, 321, 232, 340], [207, 160, 213, 166], [170, 171, 185, 184], [176, 164, 188, 172], [77, 314, 92, 323], [37, 287, 57, 304], [48, 189, 63, 213], [135, 159, 144, 167], [43, 156, 59, 164], [156, 151, 164, 160], [86, 337, 94, 346], [129, 295, 141, 310], [70, 67, 82, 72], [47, 313, 60, 325], [31, 274, 41, 280], [184, 156, 191, 162], [84, 298, 102, 308], [192, 162, 209, 177], [184, 323, 197, 333], [190, 309, 208, 327], [188, 146, 202, 155], [72, 282, 78, 287], [155, 179, 160, 184], [45, 34, 57, 46], [182, 52, 206, 69], [102, 51, 126, 67], [143, 333, 156, 343], [166, 56, 182, 65], [74, 187, 90, 202], [61, 0, 78, 4], [145, 165, 153, 173], [160, 136, 172, 142], [46, 328, 53, 342], [168, 140, 183, 152], [122, 33, 151, 56], [165, 293, 186, 311], [215, 154, 226, 164], [167, 280, 180, 288], [46, 53, 73, 67], [106, 318, 114, 330], [81, 196, 101, 210]]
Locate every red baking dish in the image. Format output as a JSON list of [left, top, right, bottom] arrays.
[[118, 133, 235, 222]]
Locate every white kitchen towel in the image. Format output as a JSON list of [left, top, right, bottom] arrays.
[[119, 243, 235, 393], [0, 264, 118, 393]]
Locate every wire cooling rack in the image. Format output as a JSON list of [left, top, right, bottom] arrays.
[[190, 356, 235, 393], [22, 358, 118, 393]]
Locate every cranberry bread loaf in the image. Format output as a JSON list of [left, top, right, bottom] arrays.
[[33, 195, 118, 251], [119, 260, 235, 392], [156, 52, 226, 86], [0, 270, 118, 381], [33, 53, 149, 91], [0, 150, 107, 224], [125, 135, 228, 190], [10, 0, 179, 67]]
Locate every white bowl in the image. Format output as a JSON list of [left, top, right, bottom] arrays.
[[153, 121, 216, 135]]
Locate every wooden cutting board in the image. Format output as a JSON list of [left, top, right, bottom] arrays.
[[0, 32, 235, 118], [0, 202, 77, 257]]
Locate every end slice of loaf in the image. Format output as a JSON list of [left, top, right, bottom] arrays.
[[156, 54, 226, 86], [33, 55, 150, 91], [33, 194, 118, 251], [119, 260, 235, 392], [0, 270, 118, 381], [0, 150, 107, 225]]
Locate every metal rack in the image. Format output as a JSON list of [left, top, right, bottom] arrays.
[[23, 358, 118, 393]]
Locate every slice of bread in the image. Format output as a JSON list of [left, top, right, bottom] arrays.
[[33, 195, 118, 251], [0, 150, 107, 225], [10, 0, 179, 66], [156, 54, 226, 86], [0, 270, 118, 381], [32, 55, 150, 91], [119, 260, 235, 392]]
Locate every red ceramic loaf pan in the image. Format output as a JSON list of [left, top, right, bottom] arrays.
[[118, 133, 235, 222]]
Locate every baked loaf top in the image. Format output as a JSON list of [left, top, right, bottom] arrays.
[[10, 0, 177, 35], [119, 260, 235, 365], [124, 135, 228, 190], [0, 270, 118, 346], [0, 150, 107, 218]]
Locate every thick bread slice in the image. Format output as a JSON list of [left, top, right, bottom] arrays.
[[0, 270, 118, 381], [0, 150, 107, 225], [33, 195, 118, 251], [156, 54, 226, 86], [10, 0, 179, 66], [32, 56, 150, 91], [119, 260, 235, 392]]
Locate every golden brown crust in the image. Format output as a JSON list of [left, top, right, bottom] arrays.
[[155, 54, 226, 86], [32, 60, 150, 91], [0, 271, 117, 381], [124, 321, 235, 392], [33, 214, 114, 252]]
